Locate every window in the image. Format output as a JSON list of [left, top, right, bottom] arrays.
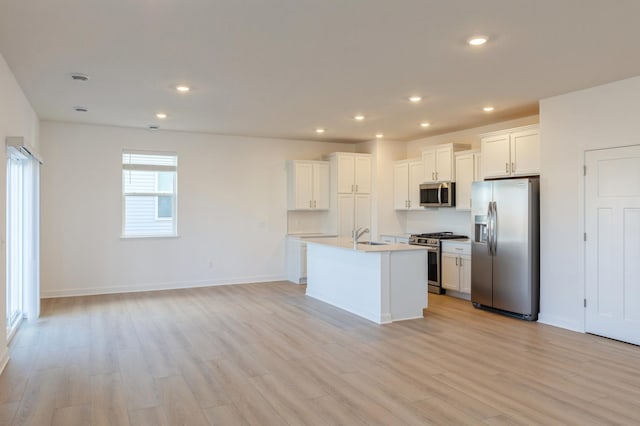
[[6, 145, 40, 337], [122, 150, 177, 237]]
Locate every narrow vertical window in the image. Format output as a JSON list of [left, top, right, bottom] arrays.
[[122, 150, 178, 237]]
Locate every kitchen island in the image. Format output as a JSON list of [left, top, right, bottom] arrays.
[[304, 237, 428, 324]]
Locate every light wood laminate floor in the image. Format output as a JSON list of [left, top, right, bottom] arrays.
[[1, 282, 639, 425]]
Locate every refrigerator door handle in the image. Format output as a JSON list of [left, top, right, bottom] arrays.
[[491, 201, 498, 255], [487, 202, 493, 255]]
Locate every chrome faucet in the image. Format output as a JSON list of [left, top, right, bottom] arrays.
[[353, 227, 370, 249]]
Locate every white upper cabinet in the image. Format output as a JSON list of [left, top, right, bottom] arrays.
[[454, 150, 481, 211], [287, 160, 330, 210], [393, 159, 423, 210], [511, 128, 540, 176], [481, 125, 540, 179], [421, 143, 470, 183], [332, 153, 372, 194]]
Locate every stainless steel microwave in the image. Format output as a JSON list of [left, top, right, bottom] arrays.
[[419, 182, 456, 207]]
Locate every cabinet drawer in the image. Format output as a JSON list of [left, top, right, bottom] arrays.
[[441, 241, 471, 255]]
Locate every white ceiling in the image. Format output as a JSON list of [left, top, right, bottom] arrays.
[[2, 0, 640, 143]]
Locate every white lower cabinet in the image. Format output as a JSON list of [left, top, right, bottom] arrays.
[[286, 237, 307, 284], [441, 241, 471, 294]]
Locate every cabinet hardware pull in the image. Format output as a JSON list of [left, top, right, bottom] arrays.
[[511, 162, 515, 173], [505, 162, 509, 173], [460, 258, 463, 266], [432, 172, 435, 180], [435, 171, 438, 180], [408, 200, 411, 208], [455, 257, 458, 266]]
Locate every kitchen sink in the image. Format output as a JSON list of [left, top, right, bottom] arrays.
[[357, 241, 388, 246]]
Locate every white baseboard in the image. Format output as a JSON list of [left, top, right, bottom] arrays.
[[537, 312, 585, 333], [40, 274, 287, 298], [0, 347, 9, 375]]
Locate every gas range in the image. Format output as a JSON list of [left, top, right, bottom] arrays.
[[408, 232, 468, 294], [408, 232, 468, 247]]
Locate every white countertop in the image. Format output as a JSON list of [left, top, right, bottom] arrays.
[[304, 237, 427, 253], [287, 233, 338, 238]]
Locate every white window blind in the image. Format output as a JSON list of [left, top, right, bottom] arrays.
[[122, 150, 178, 237]]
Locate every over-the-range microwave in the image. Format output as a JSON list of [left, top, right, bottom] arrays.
[[419, 182, 456, 207]]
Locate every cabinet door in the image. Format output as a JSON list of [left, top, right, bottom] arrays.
[[422, 149, 437, 183], [435, 146, 453, 181], [474, 153, 483, 181], [354, 156, 372, 194], [481, 134, 511, 178], [511, 129, 540, 176], [337, 194, 355, 238], [441, 253, 460, 291], [354, 194, 371, 232], [337, 155, 355, 193], [459, 255, 471, 293], [455, 154, 474, 211], [408, 160, 424, 210], [293, 162, 314, 209], [313, 163, 330, 209], [393, 162, 409, 210]]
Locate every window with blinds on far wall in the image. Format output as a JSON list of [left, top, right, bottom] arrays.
[[122, 150, 178, 237]]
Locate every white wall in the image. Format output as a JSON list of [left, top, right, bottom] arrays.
[[539, 75, 640, 331], [0, 52, 40, 369], [40, 121, 350, 297]]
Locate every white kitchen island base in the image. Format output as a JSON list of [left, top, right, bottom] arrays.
[[305, 238, 428, 324]]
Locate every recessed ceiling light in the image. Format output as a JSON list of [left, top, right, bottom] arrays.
[[483, 106, 495, 112], [375, 133, 384, 139], [176, 85, 190, 93], [467, 35, 488, 46], [354, 115, 365, 121], [70, 73, 89, 82], [409, 96, 422, 103], [420, 122, 430, 128], [315, 128, 326, 134], [156, 112, 168, 119], [74, 106, 88, 112]]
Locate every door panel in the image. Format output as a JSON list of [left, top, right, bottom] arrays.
[[393, 162, 409, 210], [481, 134, 510, 178], [586, 146, 640, 345], [435, 146, 452, 181], [408, 161, 424, 209], [422, 150, 436, 182], [354, 157, 371, 193], [492, 179, 533, 315], [511, 129, 540, 176], [441, 253, 459, 291], [338, 194, 354, 238], [313, 163, 330, 210], [294, 162, 313, 209], [337, 156, 354, 193], [354, 194, 371, 231], [471, 181, 493, 306]]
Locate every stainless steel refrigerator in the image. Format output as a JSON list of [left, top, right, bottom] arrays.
[[471, 178, 539, 320]]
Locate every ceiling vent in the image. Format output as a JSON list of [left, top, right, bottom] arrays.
[[73, 106, 88, 112]]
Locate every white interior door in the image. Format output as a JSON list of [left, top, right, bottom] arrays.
[[585, 145, 640, 345]]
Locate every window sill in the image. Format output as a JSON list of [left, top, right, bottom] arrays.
[[120, 234, 180, 240]]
